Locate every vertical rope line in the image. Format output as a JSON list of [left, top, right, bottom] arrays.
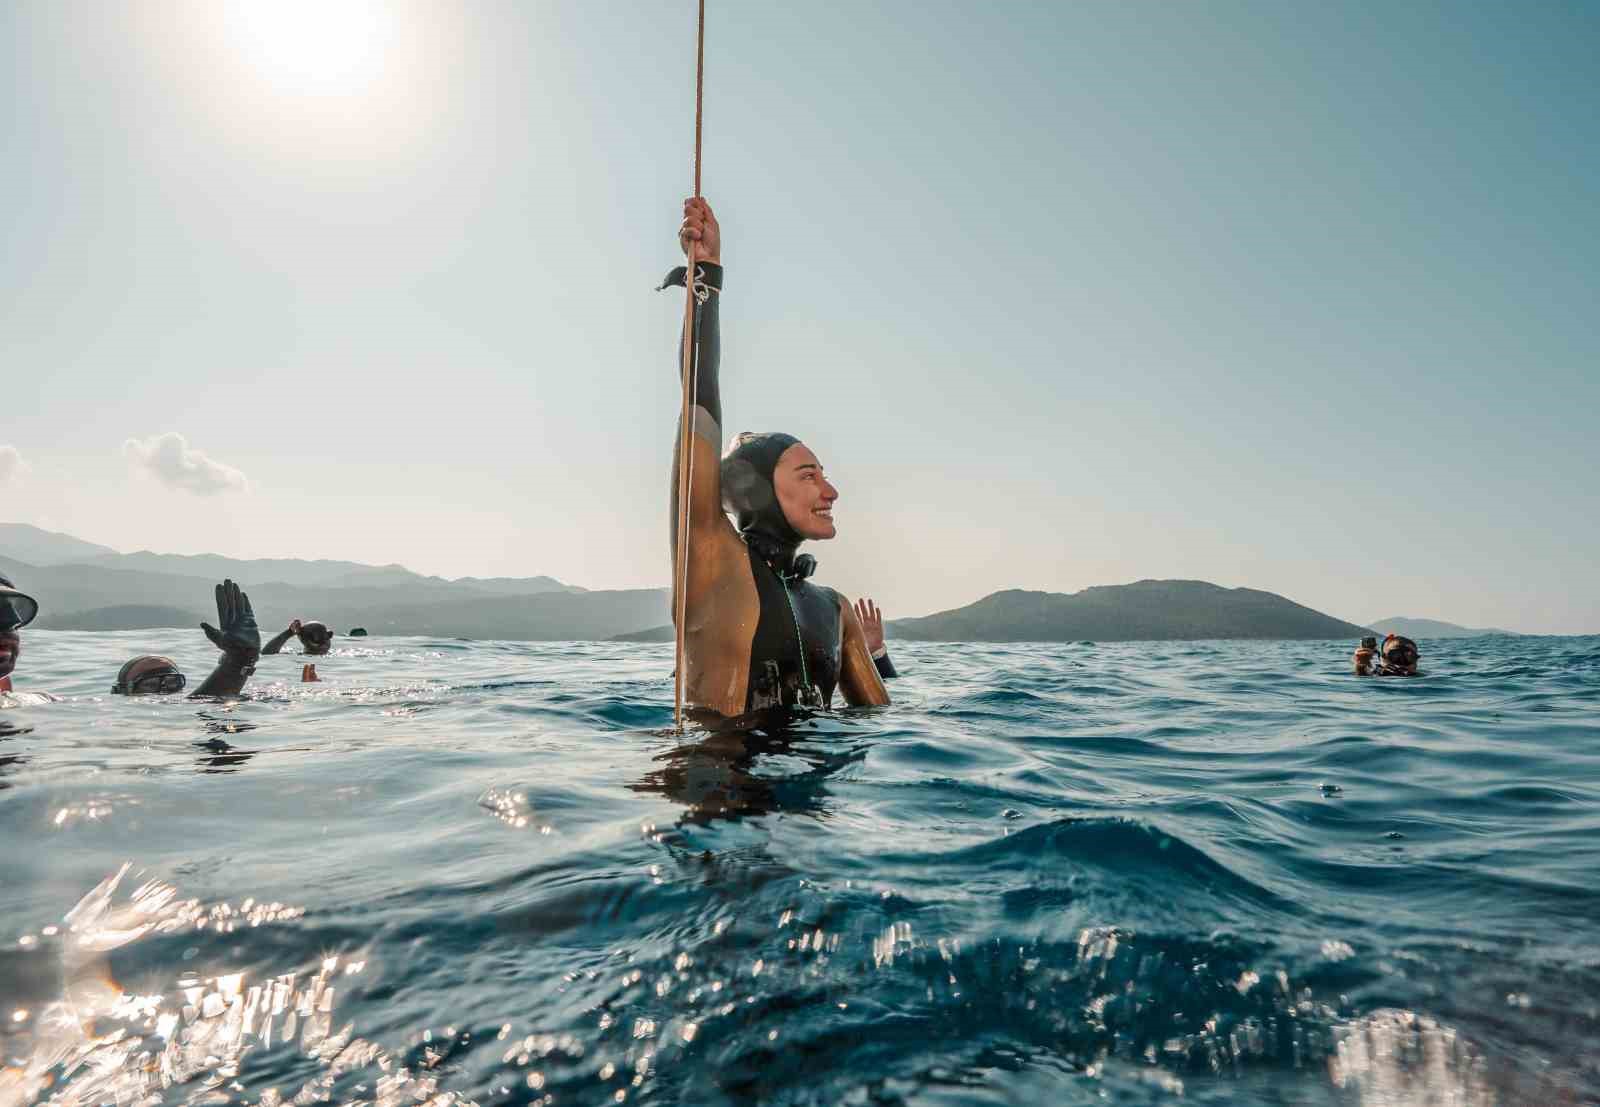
[[674, 0, 706, 732], [694, 0, 704, 197]]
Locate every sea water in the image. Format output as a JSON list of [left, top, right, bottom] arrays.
[[2, 630, 1597, 1106]]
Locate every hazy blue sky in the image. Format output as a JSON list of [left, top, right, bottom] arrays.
[[3, 1, 1596, 632]]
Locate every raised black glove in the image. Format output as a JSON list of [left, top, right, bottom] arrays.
[[200, 579, 261, 668]]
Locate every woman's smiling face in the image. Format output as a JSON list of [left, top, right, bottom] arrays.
[[773, 442, 839, 541]]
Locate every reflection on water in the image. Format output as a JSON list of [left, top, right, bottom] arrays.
[[0, 718, 28, 791], [0, 869, 1521, 1107], [0, 866, 469, 1107], [630, 710, 868, 826], [196, 713, 260, 773], [0, 755, 26, 790], [1331, 1010, 1493, 1107]]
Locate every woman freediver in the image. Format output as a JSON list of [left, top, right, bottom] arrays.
[[665, 197, 890, 718]]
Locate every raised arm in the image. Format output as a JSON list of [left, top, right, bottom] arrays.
[[838, 594, 891, 707], [854, 598, 898, 679], [192, 579, 261, 698], [261, 619, 300, 655], [664, 198, 725, 564]]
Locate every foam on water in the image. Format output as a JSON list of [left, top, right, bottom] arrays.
[[2, 631, 1598, 1105]]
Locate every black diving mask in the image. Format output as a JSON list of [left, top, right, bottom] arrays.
[[1382, 637, 1419, 668], [0, 590, 38, 632], [113, 669, 187, 695]]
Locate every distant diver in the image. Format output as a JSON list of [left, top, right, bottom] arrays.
[[664, 196, 890, 716], [1354, 633, 1420, 676], [263, 618, 334, 656], [112, 580, 261, 698]]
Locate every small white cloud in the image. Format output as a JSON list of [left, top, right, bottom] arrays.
[[123, 432, 250, 496], [0, 445, 28, 487]]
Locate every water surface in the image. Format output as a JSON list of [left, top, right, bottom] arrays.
[[3, 631, 1598, 1105]]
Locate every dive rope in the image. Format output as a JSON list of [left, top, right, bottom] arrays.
[[673, 0, 706, 732]]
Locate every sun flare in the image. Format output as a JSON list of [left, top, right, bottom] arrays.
[[221, 0, 397, 97]]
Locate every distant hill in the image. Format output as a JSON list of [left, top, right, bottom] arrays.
[[889, 580, 1370, 642], [0, 550, 664, 641], [70, 551, 577, 595], [73, 550, 425, 588], [452, 575, 586, 596], [39, 604, 205, 631], [341, 589, 669, 641], [1366, 616, 1516, 639], [0, 522, 119, 565], [0, 525, 581, 597], [0, 555, 236, 618], [0, 525, 640, 638], [611, 624, 675, 642]]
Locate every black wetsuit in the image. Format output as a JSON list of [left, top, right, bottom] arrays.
[[663, 261, 846, 712], [742, 537, 843, 710]]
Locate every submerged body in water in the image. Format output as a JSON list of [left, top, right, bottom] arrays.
[[2, 630, 1597, 1105]]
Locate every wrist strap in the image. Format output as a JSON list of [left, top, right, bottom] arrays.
[[657, 262, 724, 294], [870, 645, 887, 660]]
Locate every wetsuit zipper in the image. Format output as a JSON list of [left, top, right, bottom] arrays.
[[777, 569, 813, 694]]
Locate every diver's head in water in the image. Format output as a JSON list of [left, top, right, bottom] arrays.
[[297, 621, 333, 655], [112, 655, 187, 695], [0, 573, 39, 681], [722, 433, 839, 563], [1380, 634, 1420, 676]]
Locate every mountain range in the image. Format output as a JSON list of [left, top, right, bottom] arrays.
[[3, 522, 1506, 643], [1, 523, 666, 641]]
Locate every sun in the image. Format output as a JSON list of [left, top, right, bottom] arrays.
[[221, 0, 397, 98], [156, 0, 452, 159]]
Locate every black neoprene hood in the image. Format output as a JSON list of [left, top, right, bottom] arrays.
[[721, 432, 802, 543], [722, 432, 820, 580]]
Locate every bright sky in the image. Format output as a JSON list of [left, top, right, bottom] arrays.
[[3, 1, 1596, 632]]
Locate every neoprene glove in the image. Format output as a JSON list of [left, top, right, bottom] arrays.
[[201, 579, 261, 667]]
